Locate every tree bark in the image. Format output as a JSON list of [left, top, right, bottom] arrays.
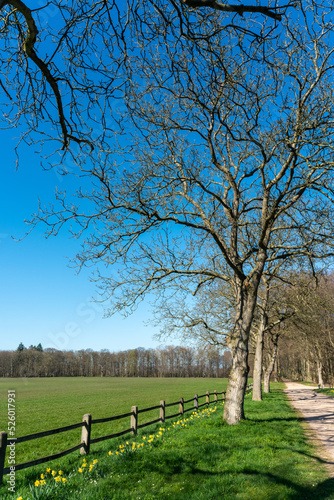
[[224, 278, 260, 424], [316, 359, 324, 388], [223, 337, 249, 423], [252, 282, 269, 401], [263, 334, 279, 393], [252, 323, 265, 401]]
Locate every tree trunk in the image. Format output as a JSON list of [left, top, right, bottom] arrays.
[[316, 359, 324, 388], [252, 283, 269, 401], [252, 323, 265, 401], [223, 338, 249, 424], [263, 334, 279, 393], [224, 278, 259, 424], [274, 356, 278, 382]]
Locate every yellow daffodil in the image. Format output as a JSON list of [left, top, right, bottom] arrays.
[[40, 473, 44, 479], [51, 470, 56, 476], [58, 470, 63, 475], [54, 476, 61, 482], [108, 451, 113, 455], [93, 459, 98, 464], [34, 480, 40, 487], [78, 468, 83, 473], [62, 478, 67, 483]]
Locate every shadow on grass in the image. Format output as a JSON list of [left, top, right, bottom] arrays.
[[135, 457, 334, 499], [240, 468, 334, 500]]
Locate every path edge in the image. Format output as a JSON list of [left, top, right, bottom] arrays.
[[283, 383, 334, 478]]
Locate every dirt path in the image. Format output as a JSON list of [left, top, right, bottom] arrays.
[[284, 382, 334, 474]]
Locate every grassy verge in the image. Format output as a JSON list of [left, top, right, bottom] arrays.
[[1, 384, 334, 500], [315, 388, 334, 397]]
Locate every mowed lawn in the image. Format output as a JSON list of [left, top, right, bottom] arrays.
[[0, 377, 228, 466], [1, 381, 334, 499]]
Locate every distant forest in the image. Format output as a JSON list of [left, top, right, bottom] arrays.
[[0, 344, 232, 378]]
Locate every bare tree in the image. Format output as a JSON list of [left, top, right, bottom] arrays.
[[251, 261, 296, 401], [0, 0, 286, 164], [153, 276, 235, 349], [21, 0, 334, 424], [263, 331, 280, 393], [278, 272, 334, 386]]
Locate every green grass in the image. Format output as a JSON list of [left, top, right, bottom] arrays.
[[315, 388, 334, 397], [0, 377, 228, 466], [1, 382, 334, 499]]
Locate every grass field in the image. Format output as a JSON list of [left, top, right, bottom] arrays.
[[0, 377, 228, 467], [1, 379, 334, 499]]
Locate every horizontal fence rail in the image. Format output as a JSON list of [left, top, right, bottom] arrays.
[[0, 384, 252, 483]]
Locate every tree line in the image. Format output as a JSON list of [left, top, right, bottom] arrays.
[[0, 345, 232, 379], [274, 273, 334, 387]]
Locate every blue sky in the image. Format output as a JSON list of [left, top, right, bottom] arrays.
[[1, 129, 163, 353]]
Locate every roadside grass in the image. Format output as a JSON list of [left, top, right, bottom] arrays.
[[0, 377, 228, 467], [315, 388, 334, 398], [1, 384, 334, 499]]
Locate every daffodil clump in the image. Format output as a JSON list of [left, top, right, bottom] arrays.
[[78, 457, 98, 475], [13, 458, 99, 499], [107, 405, 220, 459], [33, 467, 67, 487]]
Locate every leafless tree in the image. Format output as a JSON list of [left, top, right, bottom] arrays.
[[250, 259, 297, 401], [153, 276, 235, 349], [278, 272, 334, 386], [0, 0, 285, 162], [23, 0, 334, 424]]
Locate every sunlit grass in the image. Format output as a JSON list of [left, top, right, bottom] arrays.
[[315, 388, 334, 397], [0, 377, 228, 466], [1, 384, 334, 499]]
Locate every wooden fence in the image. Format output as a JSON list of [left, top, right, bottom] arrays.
[[0, 384, 253, 483]]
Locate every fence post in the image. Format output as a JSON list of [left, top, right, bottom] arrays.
[[80, 414, 92, 455], [131, 406, 138, 435], [194, 394, 198, 410], [0, 432, 7, 484], [206, 391, 210, 405], [214, 390, 218, 402], [223, 390, 226, 401], [179, 397, 184, 415], [160, 400, 165, 423]]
